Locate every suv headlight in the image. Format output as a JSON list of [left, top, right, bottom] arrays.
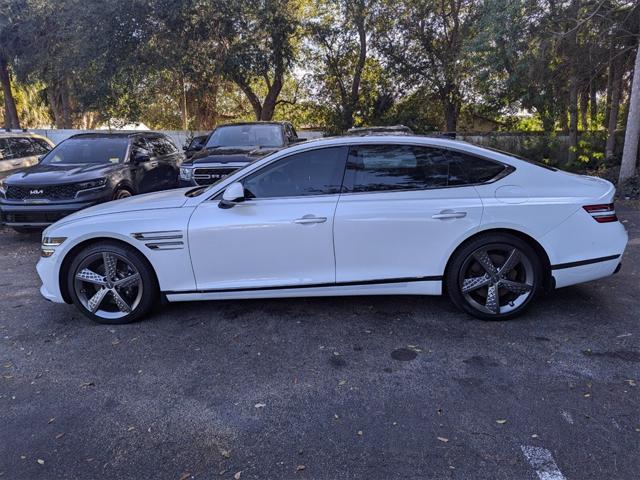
[[76, 178, 108, 192], [180, 167, 193, 180]]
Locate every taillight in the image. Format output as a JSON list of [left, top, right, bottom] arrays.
[[583, 203, 618, 223]]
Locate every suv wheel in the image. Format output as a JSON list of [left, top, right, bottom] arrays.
[[446, 233, 542, 320], [66, 241, 158, 324], [113, 188, 133, 200]]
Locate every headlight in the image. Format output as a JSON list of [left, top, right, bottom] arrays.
[[41, 236, 66, 257], [76, 178, 108, 191], [180, 167, 193, 180]]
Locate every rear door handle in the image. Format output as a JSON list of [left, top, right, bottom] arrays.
[[294, 215, 327, 225], [432, 211, 467, 220]]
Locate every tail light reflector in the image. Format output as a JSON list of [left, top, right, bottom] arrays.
[[583, 203, 618, 223]]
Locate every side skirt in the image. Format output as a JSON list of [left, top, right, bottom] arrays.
[[164, 278, 443, 302]]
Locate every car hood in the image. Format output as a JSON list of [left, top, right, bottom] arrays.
[[4, 162, 123, 185], [183, 146, 280, 166], [55, 187, 192, 224]]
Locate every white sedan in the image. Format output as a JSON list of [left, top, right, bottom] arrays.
[[36, 135, 628, 324]]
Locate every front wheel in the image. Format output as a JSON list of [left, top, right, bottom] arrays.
[[66, 241, 158, 324], [446, 233, 542, 320]]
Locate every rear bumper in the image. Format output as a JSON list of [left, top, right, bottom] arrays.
[[0, 198, 106, 227], [551, 255, 622, 289]]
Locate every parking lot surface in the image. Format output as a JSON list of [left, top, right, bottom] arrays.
[[1, 205, 639, 480]]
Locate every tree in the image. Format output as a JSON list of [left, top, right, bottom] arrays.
[[619, 40, 639, 183], [377, 0, 482, 132], [0, 3, 22, 128], [222, 0, 302, 121]]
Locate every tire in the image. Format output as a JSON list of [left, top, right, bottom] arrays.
[[113, 188, 133, 200], [446, 233, 543, 321], [66, 241, 158, 324]]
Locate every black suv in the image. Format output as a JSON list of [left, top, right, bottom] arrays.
[[0, 132, 184, 232], [179, 122, 302, 186]]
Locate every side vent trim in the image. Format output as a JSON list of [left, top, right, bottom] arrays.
[[131, 231, 184, 250]]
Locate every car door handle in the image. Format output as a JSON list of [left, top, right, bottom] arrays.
[[294, 215, 327, 225], [432, 211, 467, 220]]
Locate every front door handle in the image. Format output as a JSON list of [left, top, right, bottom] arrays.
[[294, 215, 327, 225], [432, 210, 467, 220]]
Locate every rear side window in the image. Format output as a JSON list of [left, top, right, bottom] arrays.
[[343, 145, 509, 193], [7, 137, 37, 158], [242, 146, 348, 199], [448, 150, 509, 185]]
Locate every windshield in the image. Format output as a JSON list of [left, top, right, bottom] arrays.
[[205, 124, 284, 149], [41, 137, 129, 165]]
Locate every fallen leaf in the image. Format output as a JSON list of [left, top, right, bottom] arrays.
[[357, 430, 363, 436], [127, 426, 135, 431], [80, 382, 95, 388], [296, 465, 306, 472], [584, 393, 591, 398], [334, 414, 339, 419], [625, 379, 637, 387], [55, 433, 65, 439], [437, 437, 449, 443], [338, 380, 346, 386], [37, 459, 44, 465], [48, 417, 55, 424], [178, 472, 191, 480], [254, 403, 266, 409], [234, 471, 242, 480], [221, 449, 231, 459], [531, 434, 539, 438], [496, 419, 507, 424]]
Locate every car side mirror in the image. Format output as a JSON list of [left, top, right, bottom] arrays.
[[134, 153, 151, 164], [219, 182, 245, 209]]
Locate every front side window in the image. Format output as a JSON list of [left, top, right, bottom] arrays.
[[343, 144, 509, 193], [30, 138, 52, 155], [41, 137, 129, 165], [242, 147, 348, 199]]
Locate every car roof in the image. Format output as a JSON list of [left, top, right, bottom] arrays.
[[68, 131, 164, 140], [215, 121, 289, 128], [0, 131, 50, 140]]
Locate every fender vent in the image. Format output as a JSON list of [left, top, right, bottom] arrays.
[[131, 231, 184, 250]]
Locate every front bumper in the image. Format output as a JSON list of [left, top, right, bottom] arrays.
[[0, 196, 109, 227], [36, 255, 66, 303]]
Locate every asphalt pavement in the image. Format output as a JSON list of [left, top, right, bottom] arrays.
[[1, 205, 639, 479]]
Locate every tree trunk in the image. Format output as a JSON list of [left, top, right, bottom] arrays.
[[604, 44, 614, 129], [580, 88, 589, 131], [0, 57, 20, 129], [568, 75, 579, 164], [606, 58, 623, 160], [619, 44, 640, 184], [589, 80, 597, 128]]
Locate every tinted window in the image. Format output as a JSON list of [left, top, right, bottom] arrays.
[[344, 145, 508, 193], [7, 137, 37, 157], [344, 145, 449, 193], [206, 124, 284, 148], [242, 147, 348, 199], [188, 135, 207, 150], [30, 138, 52, 155], [0, 139, 11, 160], [448, 150, 508, 185], [162, 137, 178, 154], [146, 137, 171, 156], [41, 137, 129, 165], [131, 138, 151, 160]]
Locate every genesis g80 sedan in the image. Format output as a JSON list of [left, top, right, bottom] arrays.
[[36, 135, 628, 324]]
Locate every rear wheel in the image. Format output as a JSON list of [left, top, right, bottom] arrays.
[[66, 241, 158, 324], [446, 233, 542, 320]]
